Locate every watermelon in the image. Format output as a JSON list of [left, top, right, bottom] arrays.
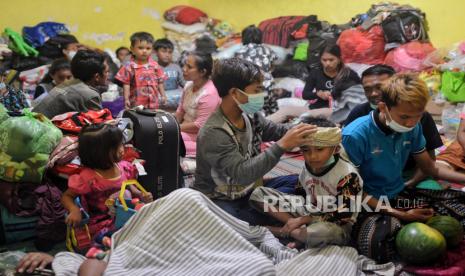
[[396, 222, 446, 265], [427, 216, 464, 248]]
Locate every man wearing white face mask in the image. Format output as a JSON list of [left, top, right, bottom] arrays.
[[194, 58, 318, 225], [344, 65, 443, 187], [342, 73, 465, 223]]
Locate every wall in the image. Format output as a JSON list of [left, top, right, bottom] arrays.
[[1, 0, 464, 50], [1, 0, 188, 50]]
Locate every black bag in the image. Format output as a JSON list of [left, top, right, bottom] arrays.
[[354, 214, 402, 263], [8, 53, 48, 72], [381, 10, 428, 44], [123, 109, 185, 198], [306, 23, 341, 69], [258, 16, 305, 48]]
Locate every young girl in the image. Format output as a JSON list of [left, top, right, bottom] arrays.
[[267, 45, 360, 123], [61, 123, 152, 235], [115, 32, 167, 110], [33, 58, 72, 106]]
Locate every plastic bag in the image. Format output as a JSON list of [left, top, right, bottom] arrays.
[[338, 26, 386, 64], [441, 103, 464, 140], [441, 71, 465, 103], [22, 21, 69, 48], [293, 42, 309, 61], [384, 41, 435, 72], [0, 109, 62, 161], [0, 103, 9, 123], [424, 42, 465, 71], [0, 251, 26, 275], [419, 70, 441, 95]]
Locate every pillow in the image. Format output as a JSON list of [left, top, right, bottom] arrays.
[[164, 6, 207, 25]]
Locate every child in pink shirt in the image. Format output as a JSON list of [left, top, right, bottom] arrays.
[[61, 124, 153, 235], [116, 32, 167, 109]]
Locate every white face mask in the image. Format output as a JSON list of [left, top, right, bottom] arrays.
[[385, 109, 414, 133], [66, 50, 77, 60], [369, 102, 378, 110]]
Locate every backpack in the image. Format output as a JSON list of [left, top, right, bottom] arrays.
[[381, 10, 428, 44], [258, 16, 305, 48]]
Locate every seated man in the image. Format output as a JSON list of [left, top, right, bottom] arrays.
[[33, 50, 109, 119], [343, 73, 465, 223], [344, 65, 443, 186], [194, 58, 317, 225]]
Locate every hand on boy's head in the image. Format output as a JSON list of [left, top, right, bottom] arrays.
[[277, 124, 317, 151]]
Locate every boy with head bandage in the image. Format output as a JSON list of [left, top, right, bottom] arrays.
[[250, 117, 363, 248]]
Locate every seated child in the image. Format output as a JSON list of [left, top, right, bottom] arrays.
[[115, 32, 167, 110], [437, 105, 465, 172], [154, 38, 185, 110], [33, 58, 72, 106], [250, 117, 363, 248], [115, 46, 131, 67], [61, 123, 153, 236], [0, 69, 29, 112]]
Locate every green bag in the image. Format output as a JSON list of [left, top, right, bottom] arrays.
[[293, 42, 309, 61], [441, 71, 465, 102], [0, 104, 9, 124], [0, 109, 62, 161], [0, 108, 62, 183]]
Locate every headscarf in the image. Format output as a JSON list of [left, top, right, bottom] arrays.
[[305, 127, 341, 147]]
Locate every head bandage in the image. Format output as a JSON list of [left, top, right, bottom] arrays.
[[305, 127, 341, 147]]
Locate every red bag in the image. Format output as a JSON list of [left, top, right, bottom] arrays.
[[338, 26, 386, 64], [51, 109, 113, 134], [384, 41, 435, 72], [164, 5, 207, 25], [258, 16, 305, 47]]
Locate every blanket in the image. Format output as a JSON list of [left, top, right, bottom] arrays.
[[52, 188, 395, 276]]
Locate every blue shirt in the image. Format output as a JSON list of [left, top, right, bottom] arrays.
[[162, 63, 185, 91], [342, 111, 426, 199]]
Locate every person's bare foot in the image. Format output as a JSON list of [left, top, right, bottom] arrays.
[[286, 240, 305, 249]]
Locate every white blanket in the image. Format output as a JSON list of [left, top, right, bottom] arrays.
[[52, 188, 395, 276]]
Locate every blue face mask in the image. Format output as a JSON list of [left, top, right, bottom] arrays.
[[0, 82, 6, 90], [370, 102, 378, 110], [233, 89, 265, 115]]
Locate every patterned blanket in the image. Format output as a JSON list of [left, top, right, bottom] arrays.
[[52, 188, 395, 276]]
